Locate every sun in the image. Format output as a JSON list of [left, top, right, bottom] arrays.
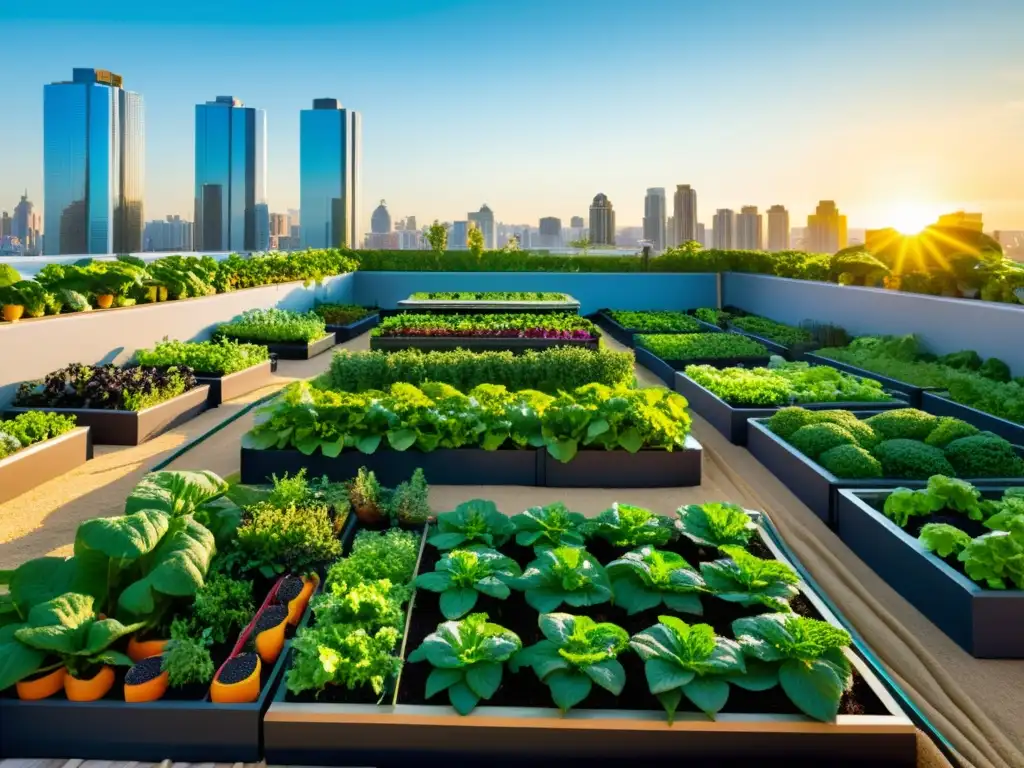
[[887, 203, 937, 235]]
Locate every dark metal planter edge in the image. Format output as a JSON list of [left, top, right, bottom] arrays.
[[802, 354, 938, 407], [195, 361, 275, 407], [542, 435, 703, 488], [0, 427, 93, 505], [920, 392, 1024, 446], [327, 312, 381, 342], [265, 334, 336, 360]]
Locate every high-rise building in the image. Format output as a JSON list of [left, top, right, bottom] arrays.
[[404, 216, 417, 232], [696, 222, 707, 247], [468, 205, 496, 249], [589, 193, 615, 245], [0, 213, 10, 237], [570, 215, 585, 229], [538, 216, 562, 248], [673, 184, 698, 245], [143, 215, 193, 252], [43, 68, 144, 255], [666, 216, 676, 247], [766, 205, 790, 251], [299, 98, 361, 250], [643, 188, 667, 251], [270, 213, 289, 237], [367, 200, 398, 249], [254, 203, 270, 251], [11, 193, 41, 255], [194, 95, 266, 252], [712, 209, 736, 249], [806, 200, 848, 253], [736, 206, 763, 251], [450, 221, 470, 250]]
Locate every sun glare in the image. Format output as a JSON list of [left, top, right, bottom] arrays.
[[888, 203, 937, 235]]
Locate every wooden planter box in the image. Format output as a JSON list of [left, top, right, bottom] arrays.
[[395, 297, 581, 315], [635, 347, 771, 387], [746, 415, 1024, 526], [263, 523, 915, 767], [6, 385, 210, 446], [327, 312, 380, 342], [674, 372, 908, 445], [265, 333, 336, 360], [835, 488, 1024, 658], [542, 436, 702, 488], [370, 336, 599, 354], [593, 311, 721, 348], [195, 361, 275, 407], [0, 427, 93, 504], [920, 391, 1024, 447], [802, 354, 938, 408]]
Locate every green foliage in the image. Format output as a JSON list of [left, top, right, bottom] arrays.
[[163, 620, 214, 687], [408, 612, 522, 715], [511, 502, 589, 550], [313, 578, 409, 634], [587, 503, 674, 548], [415, 549, 521, 619], [924, 417, 980, 448], [0, 264, 20, 288], [410, 292, 570, 301], [766, 406, 820, 440], [958, 529, 1024, 589], [16, 363, 196, 412], [606, 310, 703, 333], [978, 357, 1011, 383], [515, 547, 613, 612], [225, 500, 341, 578], [700, 546, 800, 611], [374, 312, 597, 339], [939, 350, 982, 370], [0, 432, 20, 459], [864, 408, 938, 441], [872, 439, 955, 479], [730, 316, 814, 347], [944, 434, 1024, 478], [818, 444, 883, 479], [693, 307, 731, 328], [919, 524, 973, 557], [467, 225, 485, 258], [124, 469, 241, 547], [286, 624, 401, 697], [190, 573, 254, 644], [510, 613, 629, 712], [606, 547, 705, 616], [675, 502, 756, 549], [326, 346, 634, 394], [630, 615, 746, 721], [789, 423, 858, 459], [326, 529, 421, 588], [430, 499, 515, 550], [636, 332, 768, 361], [684, 362, 893, 408], [426, 221, 448, 254], [388, 468, 431, 525], [136, 338, 269, 375], [312, 303, 376, 325], [884, 475, 987, 528], [0, 411, 77, 453], [216, 308, 327, 344]]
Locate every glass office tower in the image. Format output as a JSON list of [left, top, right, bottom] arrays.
[[194, 96, 267, 252], [43, 68, 144, 255], [300, 98, 361, 249]]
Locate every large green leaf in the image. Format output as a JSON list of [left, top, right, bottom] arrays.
[[546, 669, 592, 711], [440, 588, 479, 620], [6, 557, 78, 619], [15, 593, 96, 654], [75, 509, 171, 561], [0, 623, 46, 690], [779, 658, 847, 722], [465, 661, 502, 699], [124, 470, 229, 517], [425, 667, 462, 698]]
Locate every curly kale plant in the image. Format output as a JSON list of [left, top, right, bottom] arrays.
[[511, 502, 589, 550], [607, 547, 705, 615], [515, 547, 613, 613], [510, 613, 629, 712], [407, 612, 522, 714], [675, 502, 756, 549], [700, 546, 800, 611], [587, 503, 674, 548], [630, 616, 746, 721], [415, 548, 522, 619], [429, 499, 515, 550], [312, 579, 410, 634]]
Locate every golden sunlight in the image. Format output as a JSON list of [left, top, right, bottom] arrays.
[[887, 202, 939, 235]]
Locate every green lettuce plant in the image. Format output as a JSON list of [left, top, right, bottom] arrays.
[[429, 499, 515, 550], [286, 624, 401, 699], [606, 310, 702, 333], [630, 615, 746, 721], [700, 546, 800, 611], [515, 546, 612, 613], [407, 612, 522, 714], [326, 528, 421, 588], [606, 547, 705, 615], [511, 502, 589, 550], [136, 338, 269, 375], [675, 502, 756, 549], [313, 579, 409, 633], [510, 613, 629, 712], [587, 503, 674, 548], [415, 548, 522, 619], [215, 308, 327, 344], [958, 529, 1024, 589], [919, 523, 973, 557], [636, 332, 768, 361]]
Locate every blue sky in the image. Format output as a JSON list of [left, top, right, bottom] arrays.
[[3, 0, 1024, 230]]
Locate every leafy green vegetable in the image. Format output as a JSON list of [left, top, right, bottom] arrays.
[[312, 579, 409, 634], [700, 546, 800, 611], [0, 411, 78, 456], [606, 310, 703, 333], [872, 439, 955, 479], [511, 502, 589, 550], [510, 613, 629, 712], [286, 624, 401, 698], [818, 444, 883, 479], [326, 529, 420, 588], [636, 332, 768, 361], [430, 499, 515, 550], [958, 530, 1024, 589], [684, 362, 894, 408], [919, 524, 973, 557], [407, 612, 522, 714], [409, 292, 569, 301], [189, 573, 254, 644], [415, 548, 521, 619], [216, 308, 327, 344], [221, 500, 341, 579], [945, 435, 1024, 478], [730, 316, 813, 347], [789, 423, 858, 459], [374, 312, 597, 340], [675, 502, 755, 549], [136, 338, 269, 375], [606, 547, 705, 615], [587, 503, 674, 548], [515, 547, 613, 612], [125, 469, 241, 546], [163, 620, 214, 687], [312, 303, 376, 325], [629, 615, 746, 721]]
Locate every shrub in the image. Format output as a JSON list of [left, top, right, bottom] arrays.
[[810, 410, 879, 448], [789, 423, 858, 459], [136, 338, 269, 375], [215, 308, 327, 344], [635, 332, 768, 361], [766, 406, 819, 439], [945, 435, 1024, 478], [819, 444, 883, 479], [939, 350, 982, 370], [872, 439, 955, 479], [924, 417, 979, 448], [864, 408, 938, 441], [606, 310, 702, 333]]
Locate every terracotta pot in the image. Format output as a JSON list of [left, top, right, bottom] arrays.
[[128, 635, 168, 662], [253, 605, 289, 663], [210, 653, 262, 704], [65, 665, 116, 701], [124, 656, 169, 703], [96, 294, 115, 309], [16, 667, 66, 700], [2, 304, 25, 323], [354, 503, 385, 526]]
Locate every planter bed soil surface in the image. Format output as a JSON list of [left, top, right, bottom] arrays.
[[195, 360, 275, 407], [593, 310, 721, 347], [264, 333, 336, 360], [369, 336, 600, 354], [5, 384, 211, 446], [0, 427, 93, 504], [635, 347, 771, 387], [746, 416, 1024, 526], [673, 371, 908, 446], [836, 488, 1024, 658], [327, 311, 380, 342], [802, 354, 938, 408], [920, 391, 1024, 447]]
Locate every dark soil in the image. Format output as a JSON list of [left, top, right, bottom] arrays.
[[397, 534, 886, 717], [870, 499, 989, 580], [218, 652, 258, 684], [276, 575, 305, 604], [124, 655, 164, 685], [254, 605, 288, 633]]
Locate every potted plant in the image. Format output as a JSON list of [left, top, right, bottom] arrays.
[[0, 283, 25, 322], [350, 467, 386, 526]]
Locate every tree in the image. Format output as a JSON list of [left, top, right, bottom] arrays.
[[569, 237, 591, 256], [426, 220, 448, 255], [467, 224, 485, 259], [502, 236, 521, 253]]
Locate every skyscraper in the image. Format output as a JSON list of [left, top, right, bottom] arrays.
[[767, 205, 790, 251], [451, 221, 470, 250], [194, 96, 266, 252], [696, 222, 707, 247], [736, 206, 763, 250], [366, 200, 399, 248], [43, 68, 144, 255], [806, 200, 848, 253], [712, 209, 736, 249], [570, 216, 585, 229], [468, 204, 496, 249], [666, 216, 676, 247], [643, 188, 667, 251], [143, 215, 193, 252], [538, 216, 562, 248], [673, 184, 698, 245], [12, 192, 41, 254], [0, 213, 10, 237], [589, 193, 615, 245], [299, 98, 361, 250]]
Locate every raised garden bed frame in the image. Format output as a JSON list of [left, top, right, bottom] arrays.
[[593, 310, 721, 348], [0, 427, 93, 504], [801, 354, 939, 408], [920, 391, 1024, 447], [369, 336, 600, 354], [195, 361, 275, 407], [327, 311, 380, 342], [263, 333, 336, 360], [725, 325, 818, 362]]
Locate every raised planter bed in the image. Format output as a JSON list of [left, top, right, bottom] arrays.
[[265, 333, 336, 360], [920, 391, 1024, 447], [746, 415, 1024, 525], [328, 311, 380, 342], [370, 335, 600, 354], [725, 326, 816, 362], [835, 487, 1024, 658], [263, 519, 915, 767], [674, 372, 907, 445], [635, 347, 771, 387], [6, 385, 210, 446], [594, 311, 720, 348], [395, 297, 581, 315], [802, 354, 938, 408], [195, 361, 275, 407], [542, 436, 702, 488], [0, 427, 93, 504]]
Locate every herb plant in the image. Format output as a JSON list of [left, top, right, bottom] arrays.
[[312, 303, 376, 325], [511, 502, 589, 550], [224, 500, 341, 578], [136, 338, 269, 375], [606, 547, 705, 615], [635, 332, 768, 361], [511, 613, 629, 712], [515, 546, 613, 612], [684, 362, 894, 407], [388, 468, 431, 525], [215, 308, 327, 344], [429, 500, 516, 550], [163, 619, 214, 687], [675, 502, 756, 549], [326, 529, 421, 587], [15, 363, 197, 411], [0, 411, 77, 458], [409, 291, 569, 301], [606, 310, 703, 333], [407, 612, 523, 714], [730, 316, 814, 347], [587, 503, 674, 548], [189, 573, 254, 644], [374, 312, 597, 340], [700, 546, 800, 611]]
